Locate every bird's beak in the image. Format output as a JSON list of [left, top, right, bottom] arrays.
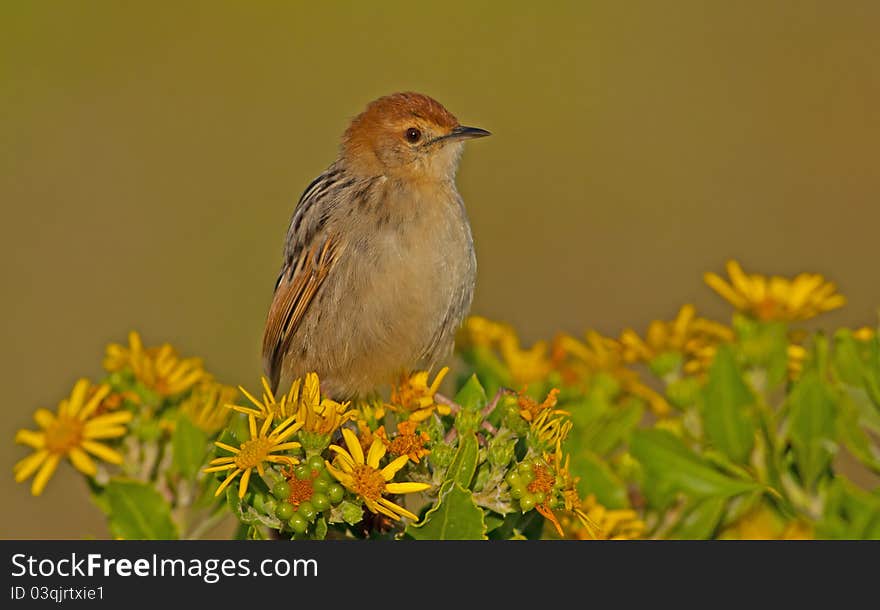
[[447, 125, 492, 141]]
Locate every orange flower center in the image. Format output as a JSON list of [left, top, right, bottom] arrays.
[[388, 430, 428, 461], [287, 476, 315, 506], [527, 464, 556, 497], [351, 464, 386, 501], [755, 298, 780, 321], [234, 437, 273, 470], [44, 415, 84, 454]]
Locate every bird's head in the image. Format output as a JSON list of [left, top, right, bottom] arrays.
[[341, 92, 490, 181]]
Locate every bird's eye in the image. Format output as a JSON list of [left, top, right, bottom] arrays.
[[405, 127, 422, 143]]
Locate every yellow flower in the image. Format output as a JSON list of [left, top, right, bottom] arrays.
[[104, 331, 205, 397], [228, 376, 299, 421], [704, 260, 846, 322], [571, 494, 646, 540], [389, 367, 451, 422], [295, 373, 354, 436], [179, 381, 238, 434], [619, 304, 734, 375], [459, 316, 551, 385], [376, 420, 431, 463], [552, 331, 671, 416], [721, 504, 813, 540], [853, 326, 876, 342], [458, 315, 515, 348], [325, 428, 430, 521], [204, 413, 303, 499], [787, 343, 808, 381], [14, 379, 133, 496]]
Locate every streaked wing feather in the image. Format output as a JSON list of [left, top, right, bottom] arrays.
[[262, 238, 338, 392]]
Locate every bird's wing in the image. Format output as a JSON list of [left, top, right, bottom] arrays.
[[262, 236, 339, 393]]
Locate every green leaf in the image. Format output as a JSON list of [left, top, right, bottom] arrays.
[[786, 372, 837, 489], [102, 479, 178, 540], [701, 344, 757, 464], [313, 517, 328, 540], [407, 482, 487, 540], [631, 429, 759, 510], [566, 450, 628, 509], [817, 478, 880, 539], [338, 501, 363, 526], [579, 399, 643, 455], [445, 433, 479, 489], [837, 394, 880, 474], [171, 414, 208, 480], [454, 374, 488, 412], [669, 497, 726, 540]]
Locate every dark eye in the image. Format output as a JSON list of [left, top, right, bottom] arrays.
[[405, 127, 422, 143]]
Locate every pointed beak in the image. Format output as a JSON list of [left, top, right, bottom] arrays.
[[447, 125, 492, 140]]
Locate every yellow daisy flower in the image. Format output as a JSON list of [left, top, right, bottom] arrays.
[[458, 315, 516, 348], [704, 260, 846, 322], [389, 367, 451, 422], [325, 428, 430, 521], [14, 379, 133, 496], [104, 331, 205, 397], [179, 381, 238, 434], [552, 331, 671, 416], [228, 376, 299, 421], [204, 413, 303, 499], [295, 372, 354, 436], [619, 304, 734, 375]]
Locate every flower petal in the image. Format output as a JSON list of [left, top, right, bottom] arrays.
[[385, 481, 431, 494], [379, 454, 410, 481], [341, 428, 364, 465], [377, 497, 418, 521], [14, 430, 45, 450], [68, 447, 97, 476], [31, 453, 61, 496], [366, 438, 386, 468], [80, 384, 111, 420], [238, 468, 252, 499], [86, 411, 133, 429], [214, 468, 241, 496], [80, 440, 124, 465], [14, 450, 48, 481], [33, 409, 56, 429]]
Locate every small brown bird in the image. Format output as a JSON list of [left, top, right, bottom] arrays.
[[262, 92, 490, 397]]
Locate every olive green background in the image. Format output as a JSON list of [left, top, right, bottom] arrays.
[[2, 2, 878, 538]]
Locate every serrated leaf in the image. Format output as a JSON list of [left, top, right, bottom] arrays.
[[787, 372, 837, 489], [407, 482, 487, 540], [631, 429, 758, 510], [454, 374, 488, 412], [668, 497, 726, 540], [702, 344, 756, 464], [102, 479, 178, 540], [171, 414, 208, 480], [445, 433, 479, 488]]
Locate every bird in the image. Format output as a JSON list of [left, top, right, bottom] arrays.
[[262, 92, 490, 399]]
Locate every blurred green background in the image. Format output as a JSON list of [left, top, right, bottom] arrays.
[[2, 1, 878, 538]]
